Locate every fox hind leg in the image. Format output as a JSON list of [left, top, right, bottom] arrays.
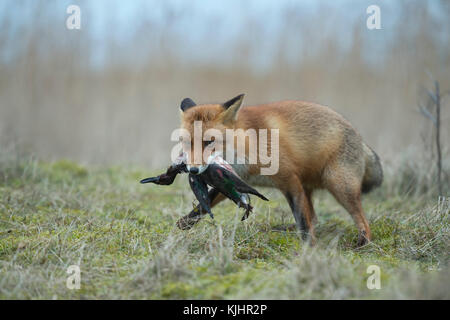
[[333, 188, 370, 247], [323, 164, 371, 247]]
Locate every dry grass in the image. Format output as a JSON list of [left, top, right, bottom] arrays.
[[0, 148, 448, 299]]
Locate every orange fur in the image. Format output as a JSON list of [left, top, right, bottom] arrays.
[[177, 95, 383, 246]]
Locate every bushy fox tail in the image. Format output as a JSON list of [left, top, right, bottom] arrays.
[[361, 143, 383, 194]]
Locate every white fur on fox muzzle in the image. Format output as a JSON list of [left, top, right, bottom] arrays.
[[186, 152, 224, 175]]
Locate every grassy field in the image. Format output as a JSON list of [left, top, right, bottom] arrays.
[[0, 154, 449, 299]]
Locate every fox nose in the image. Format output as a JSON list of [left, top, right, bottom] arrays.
[[189, 167, 199, 174]]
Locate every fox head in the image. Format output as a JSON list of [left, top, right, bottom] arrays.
[[179, 94, 245, 173]]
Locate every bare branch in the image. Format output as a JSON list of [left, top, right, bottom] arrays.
[[426, 89, 438, 105], [418, 104, 437, 126], [419, 75, 444, 196]]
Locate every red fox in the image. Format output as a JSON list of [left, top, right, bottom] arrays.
[[176, 94, 383, 246]]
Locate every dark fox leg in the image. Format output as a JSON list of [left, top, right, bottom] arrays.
[[282, 176, 316, 245], [176, 188, 226, 230]]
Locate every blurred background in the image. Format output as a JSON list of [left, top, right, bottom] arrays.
[[0, 0, 449, 168]]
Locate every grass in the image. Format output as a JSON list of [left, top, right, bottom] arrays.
[[0, 153, 449, 299]]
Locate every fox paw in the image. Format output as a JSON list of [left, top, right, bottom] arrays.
[[357, 230, 370, 247]]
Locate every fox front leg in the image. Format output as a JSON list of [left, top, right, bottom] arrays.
[[282, 177, 316, 245], [176, 188, 225, 230]]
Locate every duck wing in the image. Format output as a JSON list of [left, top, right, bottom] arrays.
[[208, 164, 269, 201], [188, 173, 213, 218]]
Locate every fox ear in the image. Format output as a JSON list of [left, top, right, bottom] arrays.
[[221, 94, 245, 124], [180, 98, 196, 112]]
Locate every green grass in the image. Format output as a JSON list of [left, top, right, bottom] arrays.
[[0, 157, 449, 299]]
